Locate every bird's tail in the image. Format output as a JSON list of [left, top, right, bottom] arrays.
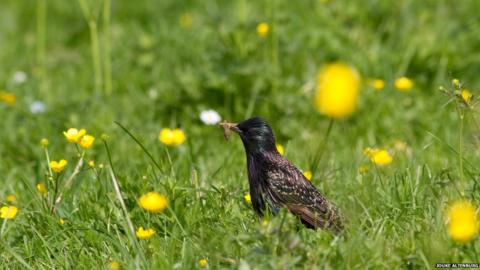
[[288, 201, 345, 233], [325, 203, 345, 233]]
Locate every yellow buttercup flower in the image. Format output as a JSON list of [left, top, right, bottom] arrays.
[[315, 62, 360, 118], [256, 22, 269, 37], [371, 150, 393, 165], [159, 128, 174, 145], [172, 129, 186, 145], [0, 205, 18, 219], [108, 260, 121, 270], [59, 218, 65, 225], [88, 160, 95, 168], [79, 134, 95, 149], [138, 192, 168, 212], [446, 200, 478, 243], [364, 148, 392, 166], [244, 194, 251, 204], [136, 227, 155, 239], [40, 138, 49, 147], [303, 171, 312, 181], [0, 91, 16, 105], [6, 194, 16, 203], [369, 79, 385, 90], [63, 128, 86, 143], [276, 144, 284, 155], [198, 258, 208, 268], [394, 77, 414, 91], [159, 128, 186, 146], [461, 89, 472, 104], [50, 159, 68, 173], [37, 182, 46, 194]]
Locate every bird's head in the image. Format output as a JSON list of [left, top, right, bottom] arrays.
[[220, 117, 277, 154]]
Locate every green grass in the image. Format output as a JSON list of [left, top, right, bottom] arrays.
[[1, 0, 480, 269]]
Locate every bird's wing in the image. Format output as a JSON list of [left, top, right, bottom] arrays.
[[266, 157, 343, 231]]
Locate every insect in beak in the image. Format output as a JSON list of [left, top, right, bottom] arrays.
[[219, 121, 240, 140]]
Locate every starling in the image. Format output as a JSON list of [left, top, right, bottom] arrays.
[[220, 117, 344, 232]]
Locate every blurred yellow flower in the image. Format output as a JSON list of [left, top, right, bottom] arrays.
[[371, 150, 392, 166], [6, 194, 16, 203], [136, 227, 155, 239], [447, 200, 478, 243], [303, 170, 312, 181], [88, 160, 95, 168], [244, 194, 251, 204], [50, 159, 68, 173], [394, 77, 414, 91], [358, 165, 369, 173], [108, 260, 121, 270], [63, 128, 86, 143], [315, 62, 360, 118], [172, 129, 186, 145], [179, 13, 193, 28], [452, 79, 460, 88], [199, 258, 208, 268], [79, 134, 95, 149], [256, 22, 269, 37], [37, 182, 46, 194], [276, 144, 284, 155], [0, 205, 18, 219], [138, 192, 168, 212], [40, 138, 49, 147], [159, 128, 186, 146], [262, 219, 269, 227], [364, 148, 392, 166], [461, 89, 472, 104], [159, 128, 174, 145], [59, 218, 65, 225], [0, 91, 16, 105], [369, 79, 385, 90]]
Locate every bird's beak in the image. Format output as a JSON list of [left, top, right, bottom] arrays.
[[219, 121, 240, 140]]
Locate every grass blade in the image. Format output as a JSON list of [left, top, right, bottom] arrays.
[[114, 121, 165, 175]]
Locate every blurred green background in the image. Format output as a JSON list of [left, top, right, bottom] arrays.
[[1, 0, 480, 269]]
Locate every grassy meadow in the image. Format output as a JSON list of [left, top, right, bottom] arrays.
[[1, 0, 480, 269]]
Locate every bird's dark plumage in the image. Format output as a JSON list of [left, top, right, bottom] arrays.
[[222, 117, 343, 232]]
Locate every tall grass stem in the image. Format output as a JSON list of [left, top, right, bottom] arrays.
[[105, 141, 146, 268], [311, 118, 334, 175], [89, 21, 103, 92], [103, 0, 112, 94], [36, 0, 47, 94], [459, 112, 465, 195]]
